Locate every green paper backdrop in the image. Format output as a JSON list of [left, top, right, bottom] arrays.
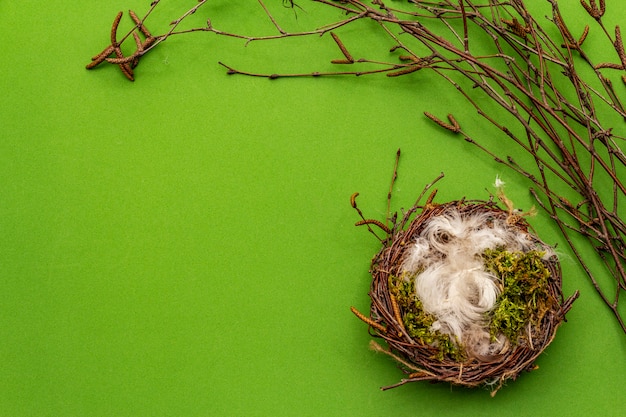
[[1, 1, 625, 416]]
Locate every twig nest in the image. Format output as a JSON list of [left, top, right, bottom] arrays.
[[356, 198, 578, 395]]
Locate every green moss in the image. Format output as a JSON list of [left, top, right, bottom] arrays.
[[389, 275, 465, 362], [387, 248, 554, 360], [482, 248, 554, 343]]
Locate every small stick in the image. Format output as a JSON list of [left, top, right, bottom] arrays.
[[129, 9, 152, 38], [614, 26, 626, 67], [424, 188, 439, 209], [350, 307, 387, 334], [387, 148, 400, 229], [386, 64, 423, 77], [106, 54, 139, 65], [330, 32, 354, 63], [368, 340, 429, 374], [388, 292, 406, 338], [86, 45, 115, 69], [350, 192, 359, 209], [424, 112, 461, 133], [355, 219, 392, 235], [350, 192, 384, 240], [111, 11, 123, 45]]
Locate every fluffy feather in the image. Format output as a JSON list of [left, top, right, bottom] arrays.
[[400, 207, 551, 359]]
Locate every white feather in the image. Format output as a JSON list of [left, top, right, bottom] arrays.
[[400, 206, 555, 359], [401, 237, 432, 273], [493, 175, 506, 189]]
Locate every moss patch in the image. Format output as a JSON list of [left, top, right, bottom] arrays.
[[482, 248, 555, 343], [389, 275, 465, 361]]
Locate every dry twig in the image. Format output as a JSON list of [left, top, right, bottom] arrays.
[[86, 1, 626, 333]]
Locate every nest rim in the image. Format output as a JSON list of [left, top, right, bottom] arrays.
[[362, 198, 578, 395]]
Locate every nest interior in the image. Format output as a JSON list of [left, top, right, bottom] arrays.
[[359, 199, 578, 395]]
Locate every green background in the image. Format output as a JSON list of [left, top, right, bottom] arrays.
[[1, 1, 624, 416]]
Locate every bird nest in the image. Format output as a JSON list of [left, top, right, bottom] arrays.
[[351, 187, 578, 396]]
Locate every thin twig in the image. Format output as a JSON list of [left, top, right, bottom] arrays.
[[86, 0, 626, 333]]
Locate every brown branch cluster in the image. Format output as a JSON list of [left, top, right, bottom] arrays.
[[86, 0, 209, 80], [85, 1, 626, 334], [86, 9, 156, 81]]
